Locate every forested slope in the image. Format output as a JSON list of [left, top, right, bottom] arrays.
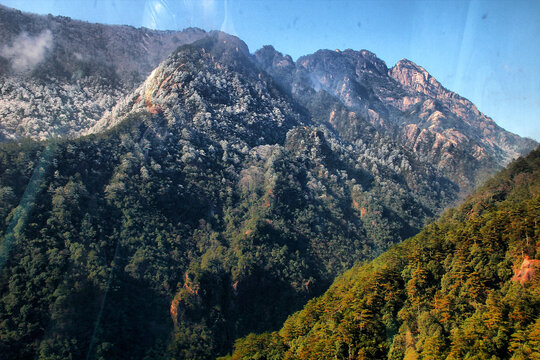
[[0, 35, 457, 359], [226, 146, 540, 360]]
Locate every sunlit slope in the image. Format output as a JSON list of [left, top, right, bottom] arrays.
[[227, 146, 540, 360]]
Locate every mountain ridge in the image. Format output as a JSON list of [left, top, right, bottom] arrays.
[[253, 44, 536, 195], [0, 4, 208, 140]]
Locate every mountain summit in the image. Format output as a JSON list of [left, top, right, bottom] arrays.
[[254, 46, 536, 194]]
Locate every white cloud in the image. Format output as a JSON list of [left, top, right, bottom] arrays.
[[1, 30, 53, 73]]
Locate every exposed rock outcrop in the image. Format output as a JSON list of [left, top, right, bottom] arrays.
[[254, 45, 537, 195]]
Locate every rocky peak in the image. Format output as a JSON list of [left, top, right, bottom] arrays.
[[292, 49, 389, 111], [390, 59, 446, 98], [389, 58, 537, 165], [297, 48, 387, 78], [203, 31, 251, 58], [254, 45, 295, 71], [344, 49, 388, 76], [89, 33, 302, 147], [253, 45, 296, 94]]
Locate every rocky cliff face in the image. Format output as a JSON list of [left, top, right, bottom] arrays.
[[390, 59, 535, 161], [254, 46, 537, 194], [0, 5, 207, 140]]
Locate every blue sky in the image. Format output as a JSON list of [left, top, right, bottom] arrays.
[[2, 0, 539, 141]]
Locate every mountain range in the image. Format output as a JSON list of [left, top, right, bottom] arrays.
[[0, 5, 537, 359]]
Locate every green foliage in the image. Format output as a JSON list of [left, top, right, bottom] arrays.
[[0, 105, 431, 358], [229, 147, 540, 359]]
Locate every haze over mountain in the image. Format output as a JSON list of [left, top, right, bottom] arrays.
[[0, 6, 537, 360], [0, 4, 206, 140]]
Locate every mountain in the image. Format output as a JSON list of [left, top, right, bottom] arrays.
[[226, 145, 540, 360], [254, 46, 537, 194], [0, 5, 206, 140], [0, 8, 537, 359], [0, 4, 535, 194], [0, 33, 458, 359]]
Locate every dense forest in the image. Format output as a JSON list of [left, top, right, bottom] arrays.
[[0, 27, 537, 359], [225, 146, 540, 359]]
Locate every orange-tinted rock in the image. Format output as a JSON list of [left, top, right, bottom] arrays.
[[170, 294, 181, 326], [513, 256, 540, 285]]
